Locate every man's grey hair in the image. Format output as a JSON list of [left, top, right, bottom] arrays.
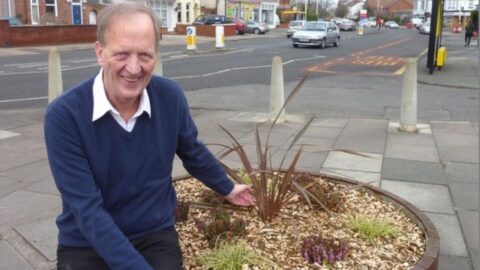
[[97, 2, 161, 52]]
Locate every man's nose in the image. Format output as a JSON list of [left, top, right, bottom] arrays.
[[125, 55, 141, 74]]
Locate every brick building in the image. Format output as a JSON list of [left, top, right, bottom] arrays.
[[4, 0, 109, 25]]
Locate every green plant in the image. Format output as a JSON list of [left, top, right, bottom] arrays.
[[300, 235, 349, 265], [216, 74, 314, 222], [347, 214, 400, 244], [194, 208, 248, 247], [198, 189, 224, 206], [295, 174, 347, 212], [175, 200, 190, 223], [196, 240, 277, 270]]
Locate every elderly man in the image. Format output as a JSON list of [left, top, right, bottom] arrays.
[[44, 2, 253, 270]]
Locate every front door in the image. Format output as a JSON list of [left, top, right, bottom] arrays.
[[72, 1, 82, 25]]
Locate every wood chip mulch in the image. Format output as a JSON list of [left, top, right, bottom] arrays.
[[174, 176, 425, 270]]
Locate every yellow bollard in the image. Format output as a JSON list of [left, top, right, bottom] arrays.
[[186, 26, 197, 51]]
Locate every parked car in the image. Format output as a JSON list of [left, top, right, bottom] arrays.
[[193, 14, 230, 25], [292, 21, 340, 48], [286, 20, 306, 38], [358, 18, 376, 28], [0, 16, 23, 26], [339, 19, 357, 31], [411, 17, 424, 29], [384, 20, 399, 29], [230, 17, 247, 34], [418, 22, 430, 34], [245, 20, 269, 34]]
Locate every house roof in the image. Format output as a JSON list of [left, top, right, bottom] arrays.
[[365, 0, 412, 10]]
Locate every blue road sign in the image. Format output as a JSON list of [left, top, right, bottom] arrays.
[[187, 28, 193, 35]]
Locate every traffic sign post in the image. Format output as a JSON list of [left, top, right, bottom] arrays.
[[186, 26, 197, 51]]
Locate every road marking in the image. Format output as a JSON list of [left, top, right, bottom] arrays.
[[0, 96, 48, 104]]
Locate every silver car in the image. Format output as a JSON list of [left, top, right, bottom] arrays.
[[292, 21, 340, 48], [245, 20, 269, 34], [286, 20, 306, 38]]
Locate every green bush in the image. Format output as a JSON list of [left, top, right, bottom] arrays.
[[196, 240, 277, 270], [347, 214, 400, 245]]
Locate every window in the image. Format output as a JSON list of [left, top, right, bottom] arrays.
[[45, 0, 57, 17], [30, 0, 39, 24], [151, 0, 167, 26], [186, 3, 190, 23], [177, 3, 181, 23]]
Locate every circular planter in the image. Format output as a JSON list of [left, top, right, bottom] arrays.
[[174, 171, 440, 269]]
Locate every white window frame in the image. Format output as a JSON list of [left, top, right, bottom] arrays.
[[30, 0, 40, 25], [45, 0, 58, 17], [186, 3, 191, 23]]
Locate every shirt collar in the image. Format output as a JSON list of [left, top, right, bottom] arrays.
[[92, 69, 151, 122]]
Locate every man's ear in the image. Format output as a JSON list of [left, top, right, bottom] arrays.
[[95, 41, 104, 66]]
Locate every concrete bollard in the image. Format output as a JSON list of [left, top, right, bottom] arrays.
[[215, 25, 225, 49], [154, 53, 163, 76], [399, 58, 417, 132], [270, 56, 285, 123], [48, 47, 63, 103]]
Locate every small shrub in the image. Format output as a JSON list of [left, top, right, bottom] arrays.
[[347, 214, 400, 244], [196, 240, 277, 270], [295, 174, 347, 212], [195, 208, 248, 247], [300, 235, 349, 265], [175, 200, 190, 223]]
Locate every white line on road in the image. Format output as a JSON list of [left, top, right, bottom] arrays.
[[0, 96, 48, 104]]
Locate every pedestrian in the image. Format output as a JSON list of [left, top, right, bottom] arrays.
[[465, 19, 474, 47], [44, 2, 254, 270], [377, 17, 382, 30]]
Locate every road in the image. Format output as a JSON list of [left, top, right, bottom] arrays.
[[1, 28, 476, 122]]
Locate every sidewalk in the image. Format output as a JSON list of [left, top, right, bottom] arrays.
[[0, 31, 478, 270]]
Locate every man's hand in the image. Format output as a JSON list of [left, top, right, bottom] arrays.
[[225, 184, 255, 206]]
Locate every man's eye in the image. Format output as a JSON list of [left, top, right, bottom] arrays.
[[114, 52, 128, 59], [139, 53, 153, 60]]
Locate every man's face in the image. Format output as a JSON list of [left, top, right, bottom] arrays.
[[95, 12, 157, 106]]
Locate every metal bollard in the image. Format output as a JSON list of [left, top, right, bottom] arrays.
[[215, 25, 225, 49], [270, 56, 285, 123], [48, 47, 63, 103], [399, 58, 417, 132]]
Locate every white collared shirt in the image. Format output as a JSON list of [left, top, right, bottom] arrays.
[[92, 69, 151, 132]]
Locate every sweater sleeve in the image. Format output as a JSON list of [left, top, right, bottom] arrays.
[[175, 92, 234, 196], [44, 103, 153, 270]]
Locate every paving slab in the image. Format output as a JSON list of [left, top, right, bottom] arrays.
[[386, 132, 436, 146], [434, 133, 479, 147], [445, 162, 479, 184], [318, 168, 380, 186], [388, 122, 432, 134], [2, 159, 52, 184], [384, 143, 440, 163], [0, 149, 42, 172], [0, 241, 34, 270], [14, 216, 58, 262], [472, 249, 479, 270], [294, 137, 336, 151], [425, 213, 469, 257], [437, 145, 479, 163], [24, 177, 59, 196], [0, 191, 60, 228], [271, 150, 325, 171], [302, 126, 343, 139], [457, 210, 479, 250], [449, 182, 479, 210], [343, 118, 388, 130], [322, 151, 383, 173], [310, 118, 348, 128], [172, 158, 188, 178], [431, 121, 478, 135], [438, 255, 473, 270], [333, 135, 386, 154], [381, 158, 446, 184], [0, 176, 21, 198], [9, 123, 45, 137], [380, 180, 455, 214], [0, 136, 46, 154]]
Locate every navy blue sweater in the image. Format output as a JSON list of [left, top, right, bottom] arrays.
[[44, 75, 234, 269]]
